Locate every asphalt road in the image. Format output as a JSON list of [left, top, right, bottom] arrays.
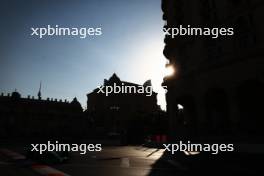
[[1, 144, 262, 176], [0, 151, 38, 176], [54, 146, 182, 176], [0, 145, 183, 176]]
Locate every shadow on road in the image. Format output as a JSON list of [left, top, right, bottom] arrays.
[[147, 150, 263, 176]]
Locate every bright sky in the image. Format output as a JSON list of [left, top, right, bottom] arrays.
[[0, 0, 167, 110]]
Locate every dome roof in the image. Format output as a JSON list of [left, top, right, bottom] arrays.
[[11, 91, 21, 99]]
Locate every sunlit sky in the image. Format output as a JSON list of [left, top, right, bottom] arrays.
[[0, 0, 167, 110]]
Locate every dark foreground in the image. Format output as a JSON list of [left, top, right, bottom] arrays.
[[0, 144, 262, 176]]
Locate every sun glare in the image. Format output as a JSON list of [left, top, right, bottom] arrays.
[[165, 65, 175, 77]]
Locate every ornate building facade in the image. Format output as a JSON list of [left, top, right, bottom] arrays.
[[162, 0, 264, 142], [86, 73, 166, 144]]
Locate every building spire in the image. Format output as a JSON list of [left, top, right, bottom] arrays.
[[38, 81, 42, 100]]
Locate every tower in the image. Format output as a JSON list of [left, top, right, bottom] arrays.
[[38, 81, 42, 100]]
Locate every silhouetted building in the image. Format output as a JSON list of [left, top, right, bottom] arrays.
[[0, 91, 84, 139], [162, 0, 264, 142], [86, 73, 165, 143]]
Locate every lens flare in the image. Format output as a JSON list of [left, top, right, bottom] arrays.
[[165, 65, 175, 76]]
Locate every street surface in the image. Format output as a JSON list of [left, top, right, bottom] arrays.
[[55, 146, 182, 176], [0, 145, 184, 176]]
